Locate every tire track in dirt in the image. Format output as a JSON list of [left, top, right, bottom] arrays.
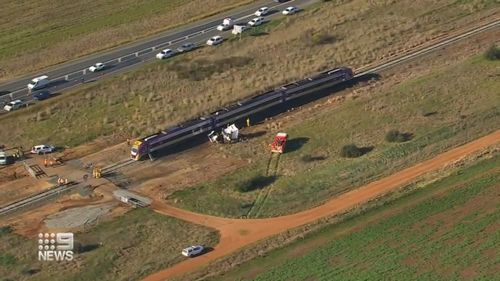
[[143, 130, 500, 281]]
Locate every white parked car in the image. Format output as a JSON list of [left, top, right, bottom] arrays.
[[156, 49, 174, 59], [3, 100, 24, 111], [182, 245, 204, 257], [177, 42, 195, 53], [206, 36, 223, 46], [88, 63, 105, 72], [27, 75, 49, 90], [31, 144, 56, 155], [282, 6, 299, 15], [255, 7, 269, 16], [248, 17, 264, 27]]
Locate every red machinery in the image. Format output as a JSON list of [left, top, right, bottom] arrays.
[[270, 133, 288, 154]]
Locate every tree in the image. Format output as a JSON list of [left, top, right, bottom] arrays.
[[340, 144, 363, 158], [484, 45, 500, 61]]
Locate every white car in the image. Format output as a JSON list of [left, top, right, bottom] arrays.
[[248, 17, 264, 27], [31, 144, 56, 155], [216, 24, 232, 31], [282, 6, 299, 15], [206, 36, 223, 46], [255, 7, 269, 16], [182, 245, 204, 257], [88, 63, 105, 72], [217, 18, 233, 31], [3, 100, 23, 111], [177, 42, 195, 53], [156, 49, 174, 59]]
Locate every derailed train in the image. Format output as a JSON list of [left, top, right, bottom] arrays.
[[131, 66, 354, 160]]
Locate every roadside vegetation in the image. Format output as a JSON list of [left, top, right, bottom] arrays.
[[484, 44, 500, 60], [169, 55, 500, 217], [0, 0, 254, 80], [1, 0, 498, 148], [207, 154, 500, 281], [0, 209, 219, 281]]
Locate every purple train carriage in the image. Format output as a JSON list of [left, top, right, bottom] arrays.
[[131, 67, 353, 160]]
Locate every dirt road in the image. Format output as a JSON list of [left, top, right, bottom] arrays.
[[143, 130, 500, 281]]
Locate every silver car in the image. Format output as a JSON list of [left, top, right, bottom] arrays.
[[177, 42, 195, 53]]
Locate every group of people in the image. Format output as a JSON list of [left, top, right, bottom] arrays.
[[57, 177, 69, 186]]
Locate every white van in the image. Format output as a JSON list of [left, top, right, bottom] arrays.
[[27, 75, 49, 90]]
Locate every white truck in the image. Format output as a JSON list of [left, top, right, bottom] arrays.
[[27, 75, 49, 90]]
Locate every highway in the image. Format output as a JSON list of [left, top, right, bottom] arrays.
[[0, 0, 315, 108]]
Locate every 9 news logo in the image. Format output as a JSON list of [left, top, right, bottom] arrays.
[[37, 232, 74, 261]]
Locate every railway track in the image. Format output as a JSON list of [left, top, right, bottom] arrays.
[[101, 158, 136, 175], [0, 183, 85, 216], [355, 19, 500, 76]]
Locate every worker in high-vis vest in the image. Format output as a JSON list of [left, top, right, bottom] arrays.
[[246, 117, 251, 127]]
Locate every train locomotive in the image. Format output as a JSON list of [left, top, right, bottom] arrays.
[[131, 66, 353, 160]]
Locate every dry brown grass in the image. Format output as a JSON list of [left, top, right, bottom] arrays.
[[0, 0, 254, 80], [0, 0, 498, 149]]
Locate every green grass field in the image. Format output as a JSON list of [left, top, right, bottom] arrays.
[[207, 154, 500, 281], [168, 54, 500, 218], [0, 0, 253, 80], [0, 0, 498, 149], [0, 209, 218, 281]]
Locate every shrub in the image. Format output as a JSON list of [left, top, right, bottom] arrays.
[[484, 45, 500, 61], [0, 254, 17, 266], [0, 225, 13, 235], [168, 57, 252, 81], [340, 144, 363, 158], [311, 32, 336, 45], [238, 176, 276, 193], [385, 130, 412, 143]]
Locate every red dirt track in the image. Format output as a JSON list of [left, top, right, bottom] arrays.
[[144, 130, 500, 281]]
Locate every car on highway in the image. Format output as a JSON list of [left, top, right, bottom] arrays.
[[156, 49, 175, 59], [248, 17, 264, 27], [177, 42, 196, 53], [3, 100, 24, 111], [31, 144, 56, 155], [182, 245, 204, 257], [27, 75, 49, 91], [216, 18, 233, 31], [274, 0, 290, 2], [88, 63, 105, 72], [32, 90, 51, 101], [206, 35, 223, 46], [255, 7, 269, 16], [282, 6, 299, 15]]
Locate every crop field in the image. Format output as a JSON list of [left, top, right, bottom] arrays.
[[169, 54, 500, 217], [0, 0, 253, 80], [207, 154, 500, 281], [0, 209, 219, 281], [0, 0, 498, 148]]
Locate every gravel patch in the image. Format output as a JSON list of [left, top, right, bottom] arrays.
[[45, 203, 116, 229]]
